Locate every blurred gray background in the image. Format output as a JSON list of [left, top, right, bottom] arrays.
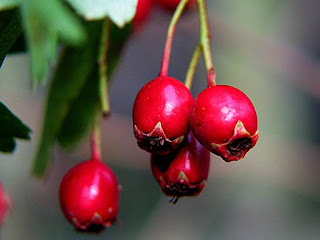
[[0, 0, 320, 239]]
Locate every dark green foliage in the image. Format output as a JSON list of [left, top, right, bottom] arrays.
[[56, 23, 132, 149], [32, 21, 102, 178], [32, 20, 132, 178], [0, 0, 135, 177], [20, 0, 85, 84], [0, 101, 31, 153], [0, 9, 23, 68], [57, 69, 100, 148]]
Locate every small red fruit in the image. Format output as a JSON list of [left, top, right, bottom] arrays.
[[189, 85, 259, 162], [151, 131, 210, 203], [133, 75, 193, 154], [59, 159, 120, 232], [154, 0, 195, 11], [133, 0, 153, 28], [0, 183, 11, 226]]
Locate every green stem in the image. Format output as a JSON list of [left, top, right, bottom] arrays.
[[185, 43, 201, 90], [196, 0, 216, 87], [159, 0, 189, 76], [91, 114, 101, 161], [98, 18, 111, 117]]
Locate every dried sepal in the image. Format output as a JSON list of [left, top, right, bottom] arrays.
[[211, 120, 259, 162], [134, 122, 184, 155]]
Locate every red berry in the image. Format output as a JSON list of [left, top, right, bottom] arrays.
[[154, 0, 195, 11], [133, 0, 153, 28], [59, 159, 120, 232], [0, 183, 11, 226], [151, 131, 210, 203], [189, 85, 259, 162], [133, 75, 193, 154]]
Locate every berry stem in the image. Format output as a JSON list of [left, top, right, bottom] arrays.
[[98, 18, 111, 117], [159, 0, 189, 76], [91, 114, 102, 162], [196, 0, 216, 87], [185, 43, 201, 90]]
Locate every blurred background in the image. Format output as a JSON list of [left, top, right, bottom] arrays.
[[0, 0, 320, 239]]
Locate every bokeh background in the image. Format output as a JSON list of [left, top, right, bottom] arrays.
[[0, 0, 320, 239]]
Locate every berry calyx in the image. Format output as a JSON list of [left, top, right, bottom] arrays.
[[151, 131, 210, 203], [189, 85, 259, 162], [154, 0, 195, 11], [133, 75, 193, 154], [59, 159, 120, 232]]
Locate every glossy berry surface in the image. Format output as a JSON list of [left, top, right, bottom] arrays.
[[133, 0, 153, 28], [189, 85, 259, 162], [154, 0, 195, 11], [133, 75, 193, 154], [59, 159, 120, 232], [151, 131, 210, 203]]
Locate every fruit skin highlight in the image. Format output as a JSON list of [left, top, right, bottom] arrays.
[[59, 159, 120, 232], [189, 85, 259, 162], [133, 75, 193, 155], [154, 0, 195, 11], [151, 131, 210, 203]]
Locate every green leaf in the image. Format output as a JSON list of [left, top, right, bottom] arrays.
[[0, 0, 20, 10], [0, 138, 15, 153], [56, 22, 132, 148], [32, 21, 102, 178], [7, 32, 26, 54], [33, 20, 132, 177], [0, 9, 23, 68], [0, 101, 31, 153], [20, 0, 85, 84], [66, 0, 138, 27], [57, 69, 99, 148]]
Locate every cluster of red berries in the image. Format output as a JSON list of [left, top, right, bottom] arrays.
[[132, 74, 259, 202], [132, 0, 259, 204]]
